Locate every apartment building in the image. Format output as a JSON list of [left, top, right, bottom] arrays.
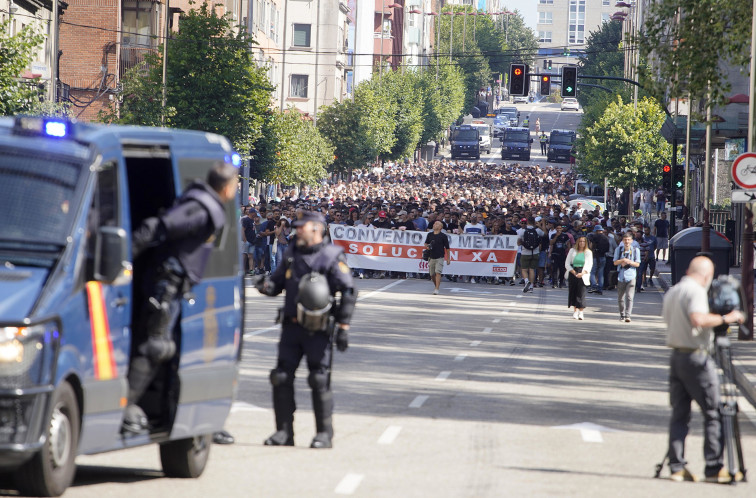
[[1, 0, 63, 98], [278, 0, 350, 118], [536, 0, 615, 69], [58, 0, 244, 121]]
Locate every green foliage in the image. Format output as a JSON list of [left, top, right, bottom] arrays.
[[99, 2, 272, 159], [0, 19, 46, 116], [639, 0, 752, 109], [253, 109, 333, 185], [379, 69, 424, 161], [577, 97, 672, 189], [419, 65, 466, 144]]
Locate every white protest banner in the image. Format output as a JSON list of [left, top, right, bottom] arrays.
[[329, 225, 518, 277]]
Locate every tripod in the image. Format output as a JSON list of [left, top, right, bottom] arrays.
[[654, 331, 747, 482], [713, 334, 747, 484]]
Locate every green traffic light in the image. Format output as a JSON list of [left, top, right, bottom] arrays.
[[675, 181, 683, 188], [566, 87, 573, 93]]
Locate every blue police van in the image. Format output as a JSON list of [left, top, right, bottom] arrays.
[[0, 116, 243, 496]]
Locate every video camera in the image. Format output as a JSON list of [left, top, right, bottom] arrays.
[[708, 275, 742, 337]]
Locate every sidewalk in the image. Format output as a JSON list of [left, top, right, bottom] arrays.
[[656, 259, 756, 409]]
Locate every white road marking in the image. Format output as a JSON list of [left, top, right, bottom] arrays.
[[409, 395, 429, 408], [470, 340, 482, 347], [230, 401, 266, 413], [435, 371, 451, 381], [516, 295, 523, 299], [357, 279, 405, 301], [507, 302, 516, 307], [493, 318, 501, 323], [378, 425, 403, 445], [483, 327, 492, 334], [335, 473, 365, 495], [244, 326, 277, 338], [454, 354, 467, 361], [581, 430, 604, 443]]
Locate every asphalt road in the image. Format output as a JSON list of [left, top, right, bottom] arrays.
[[47, 276, 756, 497], [459, 101, 583, 168]]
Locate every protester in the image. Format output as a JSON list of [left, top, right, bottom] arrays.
[[654, 211, 670, 261], [425, 221, 451, 295], [517, 216, 545, 293], [565, 236, 592, 320], [613, 231, 641, 322]]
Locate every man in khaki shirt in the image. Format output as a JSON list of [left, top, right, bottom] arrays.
[[662, 256, 744, 483]]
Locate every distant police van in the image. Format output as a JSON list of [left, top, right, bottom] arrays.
[[547, 129, 576, 163], [450, 125, 481, 160], [500, 127, 533, 161], [0, 116, 243, 496]]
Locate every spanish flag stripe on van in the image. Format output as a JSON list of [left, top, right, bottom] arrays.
[[86, 282, 117, 380]]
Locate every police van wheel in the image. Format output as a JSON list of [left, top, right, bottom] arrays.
[[160, 434, 212, 478], [16, 382, 80, 497]]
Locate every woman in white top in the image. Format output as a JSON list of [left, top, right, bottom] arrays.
[[565, 236, 593, 320]]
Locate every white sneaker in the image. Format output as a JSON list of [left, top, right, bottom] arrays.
[[573, 311, 579, 319], [578, 311, 584, 320], [432, 289, 439, 295]]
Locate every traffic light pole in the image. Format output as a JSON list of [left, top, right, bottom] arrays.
[[670, 140, 678, 238]]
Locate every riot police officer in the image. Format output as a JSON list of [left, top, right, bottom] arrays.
[[255, 210, 356, 449], [122, 162, 238, 434]]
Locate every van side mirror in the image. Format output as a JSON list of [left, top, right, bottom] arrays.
[[530, 138, 534, 144], [95, 226, 129, 283]]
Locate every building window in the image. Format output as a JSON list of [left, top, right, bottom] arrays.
[[568, 0, 586, 44], [602, 0, 610, 5], [602, 13, 610, 22], [538, 12, 553, 24], [290, 74, 309, 98], [539, 0, 554, 3], [122, 0, 159, 47], [293, 24, 311, 47], [538, 31, 552, 43]]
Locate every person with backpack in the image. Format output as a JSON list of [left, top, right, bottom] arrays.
[[517, 216, 545, 293], [549, 224, 571, 288], [588, 225, 610, 295]]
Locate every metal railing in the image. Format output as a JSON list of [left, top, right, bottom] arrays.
[[119, 46, 156, 80]]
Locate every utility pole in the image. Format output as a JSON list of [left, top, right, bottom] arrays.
[[50, 0, 59, 103], [740, 0, 756, 340], [161, 0, 170, 126]]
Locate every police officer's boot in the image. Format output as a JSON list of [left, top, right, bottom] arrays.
[[122, 357, 153, 434], [308, 371, 334, 449], [265, 369, 295, 446]]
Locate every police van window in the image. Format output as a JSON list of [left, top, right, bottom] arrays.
[[95, 162, 119, 227], [0, 152, 82, 245], [178, 158, 238, 278]]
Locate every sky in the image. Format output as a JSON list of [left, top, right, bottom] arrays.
[[518, 2, 539, 32]]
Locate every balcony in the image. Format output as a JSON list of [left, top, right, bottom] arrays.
[[119, 46, 156, 80]]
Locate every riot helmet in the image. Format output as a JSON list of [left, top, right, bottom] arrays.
[[296, 272, 333, 332]]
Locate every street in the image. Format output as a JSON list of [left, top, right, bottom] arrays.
[[59, 276, 756, 497], [458, 101, 584, 168]]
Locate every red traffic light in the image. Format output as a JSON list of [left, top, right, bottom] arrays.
[[514, 68, 523, 76], [663, 164, 671, 173]]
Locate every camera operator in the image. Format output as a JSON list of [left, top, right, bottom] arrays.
[[662, 256, 744, 483]]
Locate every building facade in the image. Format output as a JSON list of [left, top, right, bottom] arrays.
[[536, 0, 616, 70]]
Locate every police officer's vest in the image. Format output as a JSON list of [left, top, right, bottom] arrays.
[[160, 182, 226, 285], [281, 243, 345, 318]]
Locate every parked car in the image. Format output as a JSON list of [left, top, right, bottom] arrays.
[[470, 121, 492, 154], [561, 98, 579, 111]]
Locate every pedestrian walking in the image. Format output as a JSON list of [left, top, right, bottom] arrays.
[[565, 236, 592, 320], [613, 231, 641, 322], [425, 221, 451, 294], [588, 225, 609, 294], [549, 224, 570, 288], [654, 211, 670, 261], [662, 256, 745, 483], [255, 210, 357, 449], [517, 216, 545, 292], [535, 118, 541, 134]]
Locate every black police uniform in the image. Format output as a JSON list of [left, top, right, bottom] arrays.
[[123, 180, 226, 432], [259, 212, 356, 448]]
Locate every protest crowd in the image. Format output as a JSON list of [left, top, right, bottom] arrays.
[[239, 158, 682, 300]]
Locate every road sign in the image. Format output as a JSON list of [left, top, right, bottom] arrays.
[[731, 152, 756, 189], [732, 190, 756, 203]]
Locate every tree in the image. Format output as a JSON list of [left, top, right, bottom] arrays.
[[419, 65, 466, 144], [639, 0, 752, 109], [379, 69, 424, 161], [0, 19, 45, 116], [577, 96, 673, 189], [99, 2, 272, 159], [252, 109, 333, 185]]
